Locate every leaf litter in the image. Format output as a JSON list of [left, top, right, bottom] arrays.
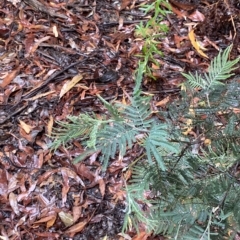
[[0, 0, 239, 239]]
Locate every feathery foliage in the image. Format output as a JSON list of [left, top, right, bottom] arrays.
[[51, 64, 176, 170], [122, 45, 240, 239], [182, 45, 239, 92], [51, 45, 240, 238]]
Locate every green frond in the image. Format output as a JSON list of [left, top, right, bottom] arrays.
[[182, 45, 239, 92], [120, 93, 153, 129], [143, 124, 179, 170], [182, 71, 207, 89], [126, 147, 240, 238], [51, 40, 240, 239], [204, 115, 240, 156], [133, 61, 145, 95], [87, 121, 101, 149], [97, 122, 138, 170], [51, 114, 107, 151], [97, 94, 122, 121]]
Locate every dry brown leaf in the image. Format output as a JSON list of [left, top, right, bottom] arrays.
[[118, 17, 124, 30], [233, 108, 240, 114], [188, 10, 205, 22], [29, 36, 51, 55], [0, 169, 8, 198], [15, 215, 27, 229], [151, 63, 160, 70], [49, 2, 66, 7], [24, 34, 35, 56], [58, 211, 74, 227], [155, 96, 170, 107], [60, 74, 83, 99], [65, 220, 88, 234], [37, 169, 58, 185], [120, 0, 131, 10], [17, 180, 37, 202], [76, 164, 95, 182], [169, 0, 197, 10], [0, 67, 20, 88], [60, 167, 85, 187], [34, 215, 56, 224], [98, 178, 106, 197], [112, 189, 126, 202], [23, 69, 57, 97], [9, 192, 20, 215], [61, 168, 70, 205], [7, 174, 19, 193], [46, 215, 57, 228], [204, 36, 220, 51], [188, 29, 208, 58], [19, 120, 32, 134], [34, 232, 60, 238], [170, 5, 188, 18], [72, 205, 82, 222], [132, 231, 150, 240], [19, 126, 42, 142], [118, 233, 132, 240], [0, 235, 9, 240], [47, 115, 54, 136], [124, 169, 132, 181]]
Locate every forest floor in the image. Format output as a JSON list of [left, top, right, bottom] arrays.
[[0, 0, 239, 239]]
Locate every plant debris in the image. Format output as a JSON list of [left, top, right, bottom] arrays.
[[0, 0, 239, 239]]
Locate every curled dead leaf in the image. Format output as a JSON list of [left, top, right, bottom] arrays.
[[60, 74, 83, 99], [47, 215, 57, 228], [98, 178, 105, 197], [0, 67, 20, 88], [34, 215, 57, 227], [155, 96, 170, 107], [188, 29, 208, 58], [132, 231, 150, 240], [19, 120, 33, 134], [188, 10, 205, 22], [65, 220, 88, 234], [29, 36, 51, 55], [9, 192, 20, 216]]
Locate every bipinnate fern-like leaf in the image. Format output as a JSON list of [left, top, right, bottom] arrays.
[[127, 152, 240, 239], [133, 60, 145, 95], [119, 92, 153, 128], [97, 94, 122, 121], [51, 32, 240, 239], [95, 92, 175, 169], [51, 114, 106, 151], [96, 122, 138, 170], [182, 45, 239, 91], [52, 88, 176, 170], [122, 46, 240, 238], [144, 124, 179, 170]]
